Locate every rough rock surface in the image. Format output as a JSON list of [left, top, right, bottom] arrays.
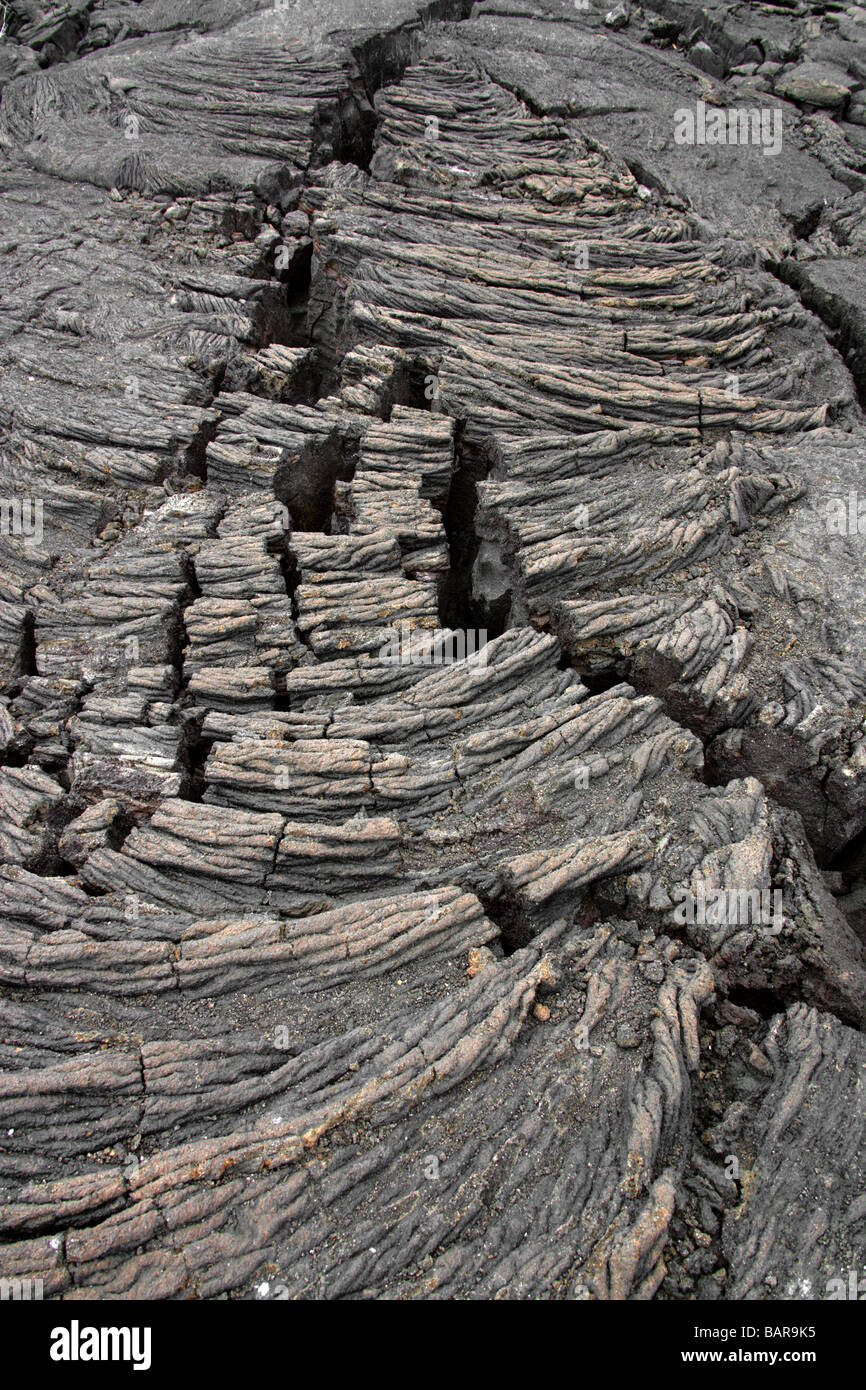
[[1, 0, 865, 1303]]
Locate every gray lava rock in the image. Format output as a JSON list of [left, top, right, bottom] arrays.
[[0, 0, 866, 1309], [776, 61, 853, 109]]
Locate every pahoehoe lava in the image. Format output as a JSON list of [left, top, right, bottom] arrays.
[[1, 0, 866, 1304]]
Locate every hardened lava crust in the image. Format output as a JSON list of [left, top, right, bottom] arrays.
[[1, 0, 866, 1301]]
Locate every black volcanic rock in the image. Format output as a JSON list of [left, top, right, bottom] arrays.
[[0, 0, 865, 1308]]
